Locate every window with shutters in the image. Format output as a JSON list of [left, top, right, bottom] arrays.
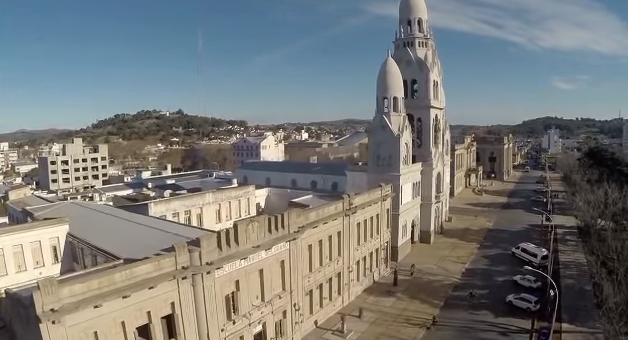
[[216, 205, 222, 223], [376, 213, 380, 235], [225, 280, 240, 321], [227, 201, 232, 221], [13, 244, 27, 272], [337, 231, 342, 257], [307, 244, 313, 272], [30, 241, 44, 268], [356, 222, 361, 246], [327, 277, 333, 301], [280, 260, 286, 291], [318, 239, 323, 267], [274, 310, 287, 339], [184, 210, 191, 225], [0, 248, 7, 276], [336, 272, 342, 297], [370, 216, 374, 238], [306, 289, 313, 315], [328, 235, 332, 262], [235, 199, 241, 218], [196, 208, 203, 227], [363, 219, 367, 243], [49, 237, 61, 264]]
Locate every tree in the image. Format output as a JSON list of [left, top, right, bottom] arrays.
[[560, 147, 628, 339]]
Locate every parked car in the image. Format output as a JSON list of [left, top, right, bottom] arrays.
[[524, 166, 531, 172], [535, 179, 545, 184], [511, 242, 549, 267], [534, 187, 548, 193], [506, 293, 541, 312], [512, 274, 542, 289], [531, 196, 546, 202]]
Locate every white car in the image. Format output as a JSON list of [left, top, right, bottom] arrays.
[[534, 187, 548, 193], [531, 196, 546, 202], [512, 274, 542, 289], [506, 293, 541, 312]]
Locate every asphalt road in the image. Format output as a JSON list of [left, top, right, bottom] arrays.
[[423, 170, 549, 340]]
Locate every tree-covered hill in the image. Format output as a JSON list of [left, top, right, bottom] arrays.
[[1, 109, 248, 145]]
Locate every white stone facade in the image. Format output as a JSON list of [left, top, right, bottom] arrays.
[[0, 218, 69, 292], [366, 0, 450, 260], [232, 134, 285, 168]]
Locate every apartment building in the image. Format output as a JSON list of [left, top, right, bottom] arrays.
[[2, 184, 392, 340], [37, 138, 109, 192], [0, 149, 18, 171], [0, 218, 69, 292], [232, 134, 284, 168]]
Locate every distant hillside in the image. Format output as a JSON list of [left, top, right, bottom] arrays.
[[307, 119, 370, 126], [486, 116, 624, 138], [1, 109, 248, 145], [0, 128, 71, 142]]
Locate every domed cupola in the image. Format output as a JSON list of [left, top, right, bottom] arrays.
[[398, 0, 429, 37], [376, 51, 405, 114]]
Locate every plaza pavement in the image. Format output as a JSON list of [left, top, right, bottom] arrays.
[[304, 172, 523, 340]]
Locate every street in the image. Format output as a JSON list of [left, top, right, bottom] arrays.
[[423, 170, 549, 340]]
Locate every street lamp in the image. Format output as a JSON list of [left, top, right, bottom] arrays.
[[524, 266, 559, 340], [532, 207, 556, 288]]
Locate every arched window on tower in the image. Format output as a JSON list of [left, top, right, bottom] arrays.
[[432, 80, 437, 100], [435, 81, 440, 100], [411, 79, 419, 99], [417, 18, 424, 33], [392, 97, 400, 113], [382, 97, 390, 113], [406, 19, 412, 33], [403, 80, 408, 98]]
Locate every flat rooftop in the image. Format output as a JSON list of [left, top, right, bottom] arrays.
[[239, 161, 350, 176], [6, 195, 53, 210], [25, 201, 210, 260]]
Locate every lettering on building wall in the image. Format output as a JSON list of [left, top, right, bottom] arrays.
[[215, 242, 289, 277], [213, 188, 253, 202]]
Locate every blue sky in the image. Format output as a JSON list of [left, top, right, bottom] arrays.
[[2, 0, 628, 133]]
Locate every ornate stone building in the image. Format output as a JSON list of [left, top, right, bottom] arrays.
[[475, 135, 515, 181], [362, 0, 451, 260], [2, 185, 393, 340], [449, 135, 482, 197]]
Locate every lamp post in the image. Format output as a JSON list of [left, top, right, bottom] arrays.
[[524, 266, 559, 340], [533, 207, 555, 286]]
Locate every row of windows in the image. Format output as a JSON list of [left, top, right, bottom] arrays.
[[305, 272, 342, 316], [49, 156, 106, 166], [234, 151, 260, 158], [396, 40, 429, 50], [69, 241, 107, 269], [225, 260, 287, 321], [307, 231, 342, 273], [216, 198, 251, 224], [401, 17, 426, 35], [50, 173, 106, 184], [233, 144, 272, 151], [50, 164, 107, 174], [0, 237, 61, 276], [355, 213, 382, 247], [355, 249, 381, 283]]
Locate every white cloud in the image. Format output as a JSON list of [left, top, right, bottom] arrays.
[[246, 14, 372, 67], [361, 0, 628, 56], [550, 75, 589, 90]]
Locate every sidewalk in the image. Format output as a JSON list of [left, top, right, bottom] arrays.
[[304, 175, 522, 340], [547, 173, 603, 340]]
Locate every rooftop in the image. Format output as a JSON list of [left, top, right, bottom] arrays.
[[25, 201, 210, 260], [336, 131, 368, 146], [0, 217, 69, 236], [239, 161, 350, 176], [6, 195, 53, 211]]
